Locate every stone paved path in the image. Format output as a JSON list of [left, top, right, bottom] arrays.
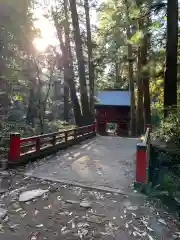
[[24, 136, 139, 192]]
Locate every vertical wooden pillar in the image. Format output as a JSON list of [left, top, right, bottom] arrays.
[[116, 123, 121, 136], [97, 121, 106, 135], [9, 133, 20, 161], [146, 124, 152, 131], [64, 132, 68, 143], [52, 135, 56, 146], [134, 142, 151, 193], [36, 138, 40, 152], [92, 121, 96, 134], [136, 143, 147, 184]]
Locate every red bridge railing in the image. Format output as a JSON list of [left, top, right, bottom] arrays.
[[134, 124, 152, 193], [8, 122, 96, 164]]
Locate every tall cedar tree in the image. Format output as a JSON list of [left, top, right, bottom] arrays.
[[164, 0, 178, 117], [84, 0, 95, 116], [69, 0, 92, 124], [124, 0, 136, 136], [53, 4, 83, 126]]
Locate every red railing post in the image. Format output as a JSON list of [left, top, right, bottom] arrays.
[[9, 133, 20, 161], [74, 129, 77, 140], [135, 143, 147, 184], [65, 132, 68, 143], [146, 124, 152, 131], [52, 135, 56, 146], [36, 138, 40, 152], [93, 121, 96, 132]]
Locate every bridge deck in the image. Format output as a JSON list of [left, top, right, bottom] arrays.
[[25, 136, 139, 192]]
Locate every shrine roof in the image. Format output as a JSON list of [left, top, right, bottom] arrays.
[[95, 90, 130, 107]]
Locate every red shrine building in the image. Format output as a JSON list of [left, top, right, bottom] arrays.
[[94, 90, 131, 136]]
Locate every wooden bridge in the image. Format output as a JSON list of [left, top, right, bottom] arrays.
[[6, 123, 151, 193], [2, 125, 177, 239]]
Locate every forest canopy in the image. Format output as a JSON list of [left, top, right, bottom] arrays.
[[0, 0, 179, 145]]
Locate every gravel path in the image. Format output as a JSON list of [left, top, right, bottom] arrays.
[[0, 172, 178, 240]]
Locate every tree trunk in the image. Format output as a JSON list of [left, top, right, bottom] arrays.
[[136, 47, 144, 135], [64, 81, 69, 122], [53, 16, 69, 123], [164, 0, 178, 118], [26, 88, 36, 127], [127, 44, 136, 136], [63, 0, 83, 125], [124, 0, 136, 136], [84, 0, 95, 117], [141, 26, 151, 128], [115, 61, 119, 85], [69, 0, 91, 124], [53, 5, 83, 126]]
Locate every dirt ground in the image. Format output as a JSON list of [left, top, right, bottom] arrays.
[[0, 136, 179, 239], [0, 170, 179, 240]]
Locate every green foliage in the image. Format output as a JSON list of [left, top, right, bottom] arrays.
[[94, 0, 167, 94], [152, 108, 180, 147], [44, 120, 75, 133], [0, 120, 74, 152], [161, 172, 180, 196], [129, 30, 144, 44], [0, 0, 76, 152]]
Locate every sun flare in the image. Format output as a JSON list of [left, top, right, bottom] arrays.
[[33, 38, 49, 52]]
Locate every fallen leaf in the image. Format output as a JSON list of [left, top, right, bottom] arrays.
[[127, 206, 138, 211], [0, 208, 7, 221], [136, 231, 147, 237], [78, 228, 88, 239], [158, 219, 167, 225], [9, 224, 20, 230], [77, 222, 90, 228], [15, 208, 22, 212], [3, 215, 8, 222], [36, 224, 43, 228], [147, 226, 154, 232], [80, 200, 92, 208], [61, 226, 67, 232], [20, 211, 27, 219], [141, 220, 148, 226], [148, 235, 155, 240], [66, 200, 79, 204], [72, 221, 75, 229], [30, 232, 40, 240], [87, 215, 103, 224], [44, 205, 52, 210], [34, 210, 39, 215], [62, 229, 72, 235]]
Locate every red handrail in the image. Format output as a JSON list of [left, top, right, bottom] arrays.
[[8, 122, 96, 162]]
